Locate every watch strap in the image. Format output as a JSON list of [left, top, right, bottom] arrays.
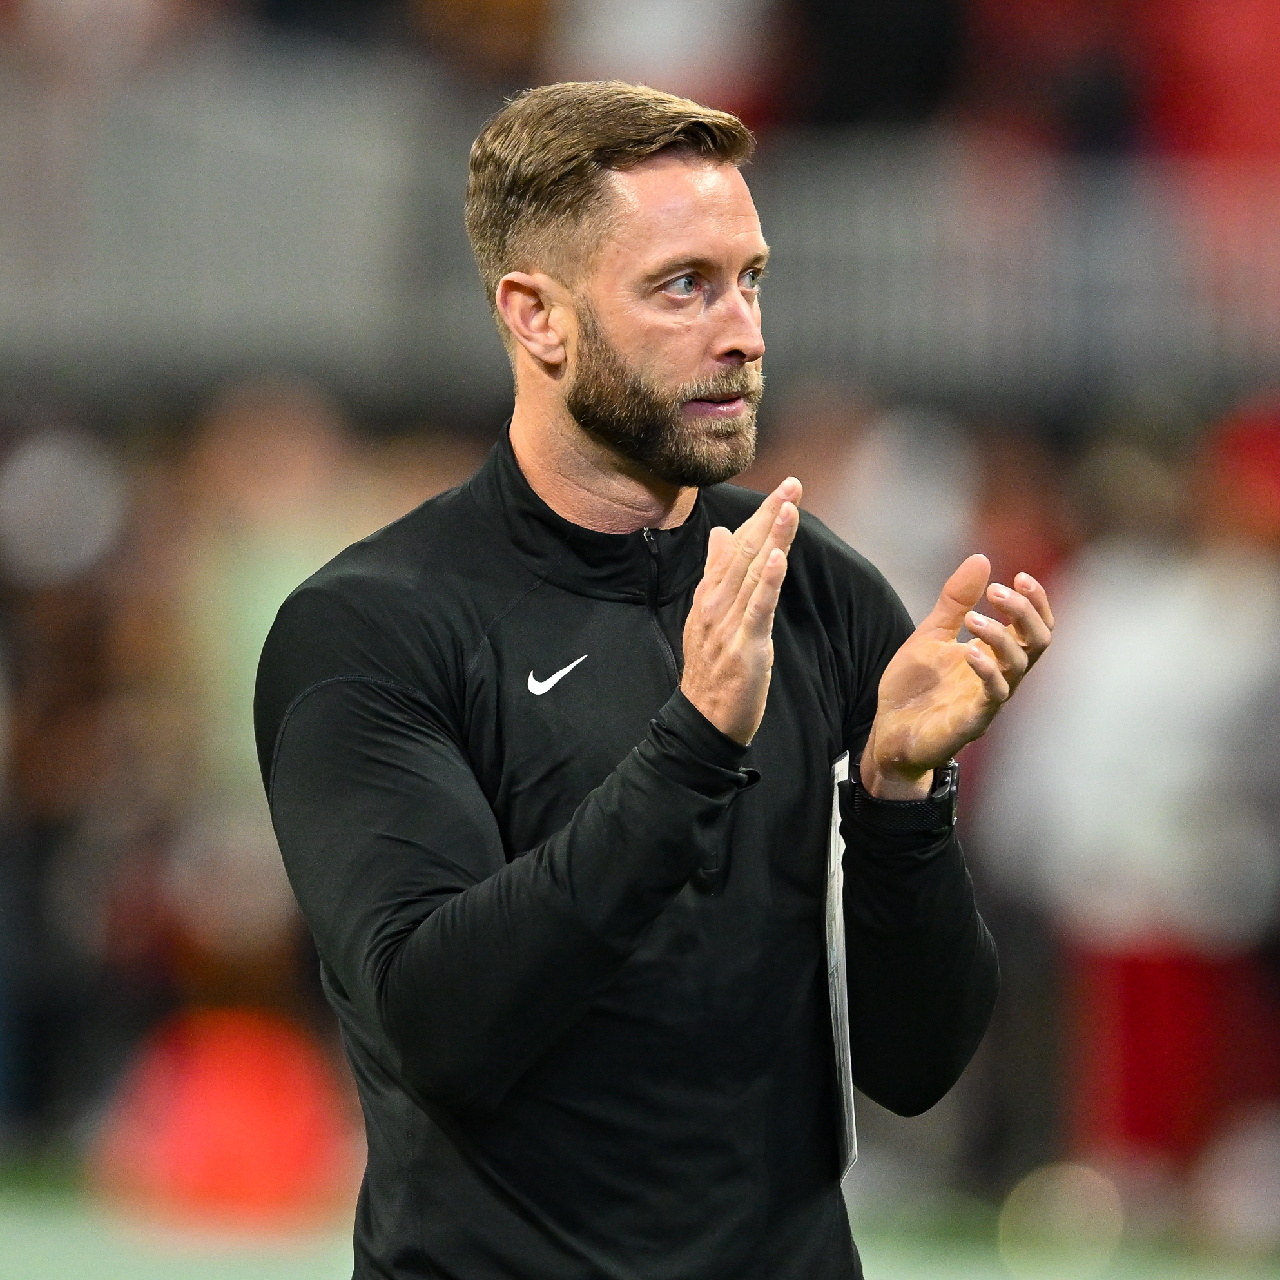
[[846, 759, 959, 835]]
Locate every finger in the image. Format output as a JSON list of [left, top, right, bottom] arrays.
[[964, 637, 1010, 705], [730, 477, 801, 550], [732, 510, 786, 616], [720, 478, 802, 596], [922, 553, 991, 639], [733, 499, 799, 613], [742, 546, 788, 640], [985, 581, 1052, 661], [691, 527, 735, 621], [965, 610, 1029, 681], [704, 525, 734, 577], [1013, 572, 1055, 632]]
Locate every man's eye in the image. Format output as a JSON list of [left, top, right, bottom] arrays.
[[667, 274, 698, 296], [742, 268, 764, 290]]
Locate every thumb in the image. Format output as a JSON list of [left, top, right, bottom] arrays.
[[922, 553, 991, 638]]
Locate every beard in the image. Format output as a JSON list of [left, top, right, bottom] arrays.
[[565, 305, 762, 488]]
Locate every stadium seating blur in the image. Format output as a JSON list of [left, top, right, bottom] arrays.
[[1, 1, 1279, 1273]]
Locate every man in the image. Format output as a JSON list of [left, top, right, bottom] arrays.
[[255, 82, 1053, 1279]]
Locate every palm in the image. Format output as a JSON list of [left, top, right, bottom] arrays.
[[873, 628, 997, 769], [863, 553, 1054, 787]]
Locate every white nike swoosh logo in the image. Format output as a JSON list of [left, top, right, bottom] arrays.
[[528, 654, 588, 696]]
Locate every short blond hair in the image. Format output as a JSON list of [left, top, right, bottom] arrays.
[[465, 81, 754, 332]]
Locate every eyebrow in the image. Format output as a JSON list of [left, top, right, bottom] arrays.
[[643, 247, 771, 285]]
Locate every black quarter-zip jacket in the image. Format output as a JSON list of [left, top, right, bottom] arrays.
[[255, 431, 999, 1280]]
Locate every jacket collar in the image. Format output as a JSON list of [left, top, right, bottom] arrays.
[[468, 427, 710, 605]]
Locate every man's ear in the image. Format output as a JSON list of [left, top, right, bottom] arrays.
[[495, 272, 572, 370]]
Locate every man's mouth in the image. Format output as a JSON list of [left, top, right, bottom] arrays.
[[683, 394, 747, 419]]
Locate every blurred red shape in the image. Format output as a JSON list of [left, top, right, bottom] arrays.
[[90, 1006, 357, 1231], [1067, 944, 1280, 1169], [1144, 0, 1280, 159]]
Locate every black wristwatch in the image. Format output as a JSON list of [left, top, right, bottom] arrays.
[[846, 758, 959, 835]]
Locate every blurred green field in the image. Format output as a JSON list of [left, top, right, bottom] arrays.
[[3, 1193, 1280, 1280], [0, 1196, 351, 1280]]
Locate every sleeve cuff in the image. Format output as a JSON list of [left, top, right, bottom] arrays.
[[645, 690, 757, 800], [838, 780, 957, 864]]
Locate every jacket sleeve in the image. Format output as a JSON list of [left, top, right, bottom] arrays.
[[265, 676, 752, 1113], [833, 557, 999, 1117], [839, 799, 999, 1116]]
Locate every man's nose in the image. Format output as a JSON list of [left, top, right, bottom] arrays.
[[713, 287, 765, 364]]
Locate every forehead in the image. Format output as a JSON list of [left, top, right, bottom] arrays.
[[594, 153, 765, 273]]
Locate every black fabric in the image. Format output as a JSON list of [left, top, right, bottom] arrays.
[[255, 430, 999, 1279], [793, 0, 964, 127], [846, 763, 958, 836]]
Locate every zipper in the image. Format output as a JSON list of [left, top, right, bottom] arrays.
[[642, 527, 680, 689]]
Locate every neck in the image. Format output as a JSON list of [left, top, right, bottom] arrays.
[[509, 397, 697, 535]]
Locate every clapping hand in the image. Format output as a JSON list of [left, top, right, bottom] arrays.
[[860, 554, 1054, 799], [681, 478, 802, 746]]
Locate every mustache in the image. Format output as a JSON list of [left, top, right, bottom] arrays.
[[679, 366, 764, 403]]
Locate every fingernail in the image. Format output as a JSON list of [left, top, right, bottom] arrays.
[[989, 585, 1010, 601], [967, 612, 987, 628], [1017, 573, 1039, 592]]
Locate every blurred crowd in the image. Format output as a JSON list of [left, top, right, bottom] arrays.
[[2, 0, 1280, 152], [745, 387, 1280, 1253], [0, 374, 1278, 1249], [2, 0, 1280, 1260], [0, 382, 486, 1221]]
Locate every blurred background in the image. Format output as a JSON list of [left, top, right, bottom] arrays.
[[3, 1, 1280, 1276]]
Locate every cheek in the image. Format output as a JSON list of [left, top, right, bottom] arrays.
[[637, 316, 720, 386]]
